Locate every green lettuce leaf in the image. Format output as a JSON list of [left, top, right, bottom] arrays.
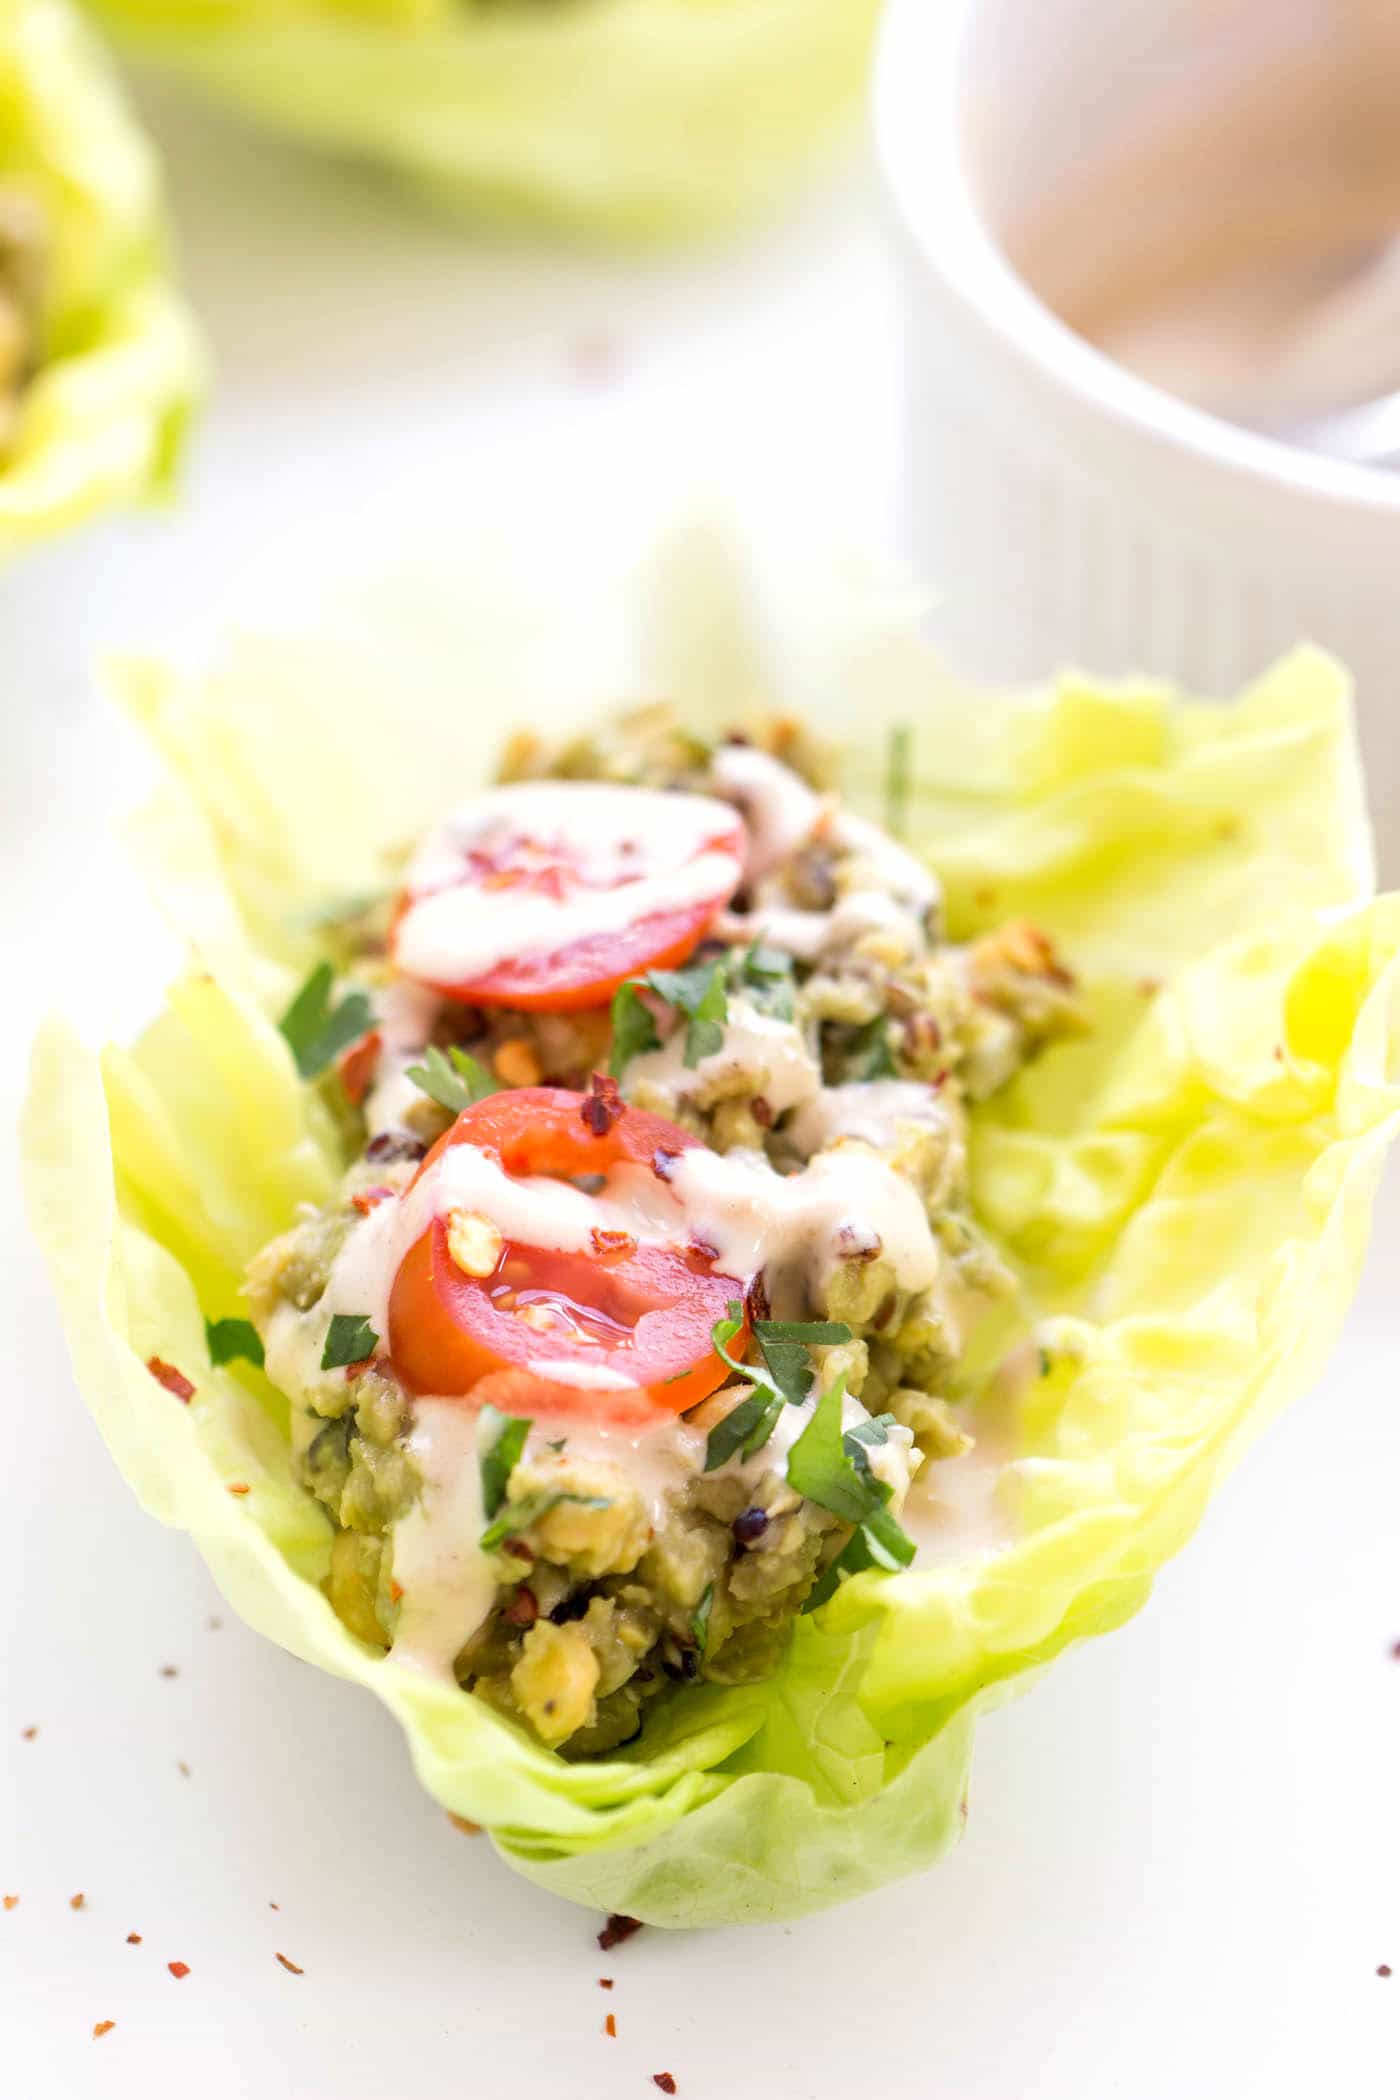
[[22, 528, 1400, 1926], [76, 0, 880, 237], [0, 0, 201, 557]]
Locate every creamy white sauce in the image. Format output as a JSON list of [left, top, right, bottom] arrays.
[[708, 743, 823, 879], [388, 1399, 497, 1681], [625, 996, 821, 1116], [362, 978, 441, 1139], [393, 781, 742, 986], [788, 1080, 951, 1157], [671, 1142, 939, 1312]]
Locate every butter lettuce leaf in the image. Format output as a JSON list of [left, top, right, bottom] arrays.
[[78, 0, 881, 238], [22, 529, 1400, 1926], [0, 0, 201, 557]]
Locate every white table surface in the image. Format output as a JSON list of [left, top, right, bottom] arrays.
[[2, 86, 1397, 2100]]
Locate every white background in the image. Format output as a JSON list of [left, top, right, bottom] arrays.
[[2, 86, 1397, 2100]]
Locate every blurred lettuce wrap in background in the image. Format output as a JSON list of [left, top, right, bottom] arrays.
[[0, 0, 199, 556], [23, 528, 1400, 1925], [76, 0, 880, 236]]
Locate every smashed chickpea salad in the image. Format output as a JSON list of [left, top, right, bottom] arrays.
[[234, 709, 1081, 1756]]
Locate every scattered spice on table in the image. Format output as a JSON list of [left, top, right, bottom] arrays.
[[269, 1902, 280, 1911], [126, 1933, 142, 1945], [1379, 1964, 1393, 1978], [598, 1978, 615, 1990], [168, 1961, 190, 1980], [70, 1893, 86, 1911], [1390, 1639, 1400, 1660], [20, 1726, 37, 1740], [604, 2014, 617, 2039], [275, 1953, 304, 1975], [597, 1913, 643, 1952], [448, 1814, 481, 1836], [159, 1666, 179, 1679], [652, 2077, 677, 2095], [3, 1896, 18, 1911], [92, 2021, 115, 2040]]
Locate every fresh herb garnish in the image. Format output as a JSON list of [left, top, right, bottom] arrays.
[[791, 1381, 916, 1611], [278, 961, 375, 1081], [691, 1583, 714, 1656], [884, 723, 912, 841], [204, 1317, 265, 1370], [751, 1316, 852, 1407], [735, 942, 796, 1021], [608, 980, 662, 1077], [478, 1404, 531, 1520], [804, 1499, 917, 1612], [405, 1043, 498, 1115], [480, 1490, 609, 1554], [320, 1312, 379, 1370], [645, 959, 729, 1067], [850, 1014, 897, 1080], [703, 1386, 785, 1471]]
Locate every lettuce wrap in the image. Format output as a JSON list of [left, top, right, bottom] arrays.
[[77, 0, 880, 237], [0, 0, 199, 557], [23, 529, 1400, 1926]]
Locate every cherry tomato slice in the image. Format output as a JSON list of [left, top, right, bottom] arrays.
[[389, 781, 745, 1012], [387, 1088, 749, 1419]]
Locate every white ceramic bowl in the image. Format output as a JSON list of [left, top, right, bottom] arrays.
[[875, 0, 1400, 874]]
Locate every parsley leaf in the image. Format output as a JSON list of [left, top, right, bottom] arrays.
[[851, 1014, 897, 1080], [320, 1312, 379, 1370], [884, 722, 912, 842], [204, 1317, 265, 1370], [735, 942, 796, 1021], [645, 959, 728, 1066], [278, 961, 375, 1081], [480, 1490, 609, 1554], [785, 1374, 874, 1524], [691, 1583, 714, 1656], [478, 1404, 531, 1520], [703, 1386, 785, 1471], [608, 980, 661, 1076], [405, 1043, 499, 1115], [751, 1317, 853, 1408]]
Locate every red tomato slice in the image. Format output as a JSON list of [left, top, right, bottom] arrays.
[[389, 781, 745, 1012], [387, 1087, 750, 1419]]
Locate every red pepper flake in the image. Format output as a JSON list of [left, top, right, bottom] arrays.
[[338, 1029, 382, 1109], [3, 1896, 18, 1911], [502, 1586, 539, 1628], [653, 2077, 677, 2095], [126, 1933, 142, 1945], [268, 1903, 280, 1911], [70, 1893, 86, 1911], [147, 1356, 195, 1403], [352, 1184, 395, 1215], [159, 1665, 179, 1679], [275, 1952, 303, 1975], [20, 1725, 37, 1740], [167, 1961, 190, 1980], [590, 1226, 637, 1259], [226, 1483, 251, 1496], [597, 1913, 643, 1952], [604, 2013, 617, 2039], [687, 1235, 720, 1268], [448, 1813, 481, 1837], [389, 1580, 405, 1603], [1379, 1964, 1393, 1978], [92, 2021, 115, 2040], [581, 1072, 624, 1137], [750, 1094, 774, 1129], [598, 1977, 614, 1990]]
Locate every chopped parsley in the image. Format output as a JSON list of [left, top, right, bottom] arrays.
[[478, 1404, 531, 1520], [851, 1013, 898, 1080], [701, 1308, 851, 1469], [204, 1317, 265, 1371], [480, 1490, 609, 1554], [645, 959, 728, 1066], [405, 1042, 499, 1115], [278, 961, 375, 1081], [608, 981, 662, 1076], [320, 1312, 379, 1370], [791, 1379, 916, 1611], [752, 1316, 852, 1407], [733, 942, 796, 1021], [691, 1583, 714, 1656], [703, 1385, 785, 1472]]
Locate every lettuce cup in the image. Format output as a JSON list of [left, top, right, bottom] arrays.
[[76, 0, 881, 237], [24, 530, 1400, 1926], [0, 0, 199, 558]]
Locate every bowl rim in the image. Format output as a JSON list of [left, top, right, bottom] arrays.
[[873, 0, 1400, 522]]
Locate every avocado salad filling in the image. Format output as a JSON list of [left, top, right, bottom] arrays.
[[239, 708, 1082, 1756], [0, 188, 45, 455]]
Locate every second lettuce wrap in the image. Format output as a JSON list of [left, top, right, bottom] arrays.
[[24, 529, 1400, 1924], [0, 0, 200, 558]]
